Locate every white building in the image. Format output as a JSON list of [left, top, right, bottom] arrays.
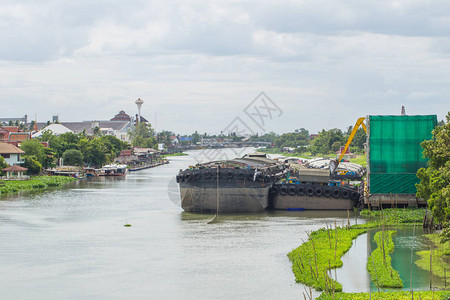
[[0, 142, 25, 165]]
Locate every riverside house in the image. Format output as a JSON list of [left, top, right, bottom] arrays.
[[0, 142, 25, 166]]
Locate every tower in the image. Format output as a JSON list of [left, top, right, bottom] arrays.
[[135, 98, 144, 124]]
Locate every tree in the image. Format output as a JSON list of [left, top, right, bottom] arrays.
[[416, 112, 450, 241], [191, 131, 201, 144], [20, 139, 46, 164], [62, 149, 83, 166], [346, 126, 366, 153], [128, 123, 156, 148], [92, 126, 102, 137], [273, 129, 310, 149], [310, 128, 345, 155], [0, 156, 8, 176], [21, 155, 42, 174], [250, 132, 278, 143]]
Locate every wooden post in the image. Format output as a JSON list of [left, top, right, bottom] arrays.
[[430, 244, 433, 290], [347, 209, 350, 229], [444, 268, 446, 288], [410, 224, 415, 299]]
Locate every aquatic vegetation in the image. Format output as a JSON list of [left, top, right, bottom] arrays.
[[317, 291, 450, 300], [287, 227, 366, 292], [416, 233, 450, 282], [0, 176, 77, 195], [367, 230, 403, 288]]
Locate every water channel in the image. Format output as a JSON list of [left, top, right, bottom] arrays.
[[0, 148, 434, 299]]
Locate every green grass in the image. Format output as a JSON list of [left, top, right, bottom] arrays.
[[349, 155, 367, 167], [0, 176, 77, 195], [358, 208, 426, 227], [317, 291, 450, 300], [258, 148, 315, 159], [287, 227, 366, 292], [162, 152, 188, 157], [416, 233, 450, 282], [367, 230, 403, 288]]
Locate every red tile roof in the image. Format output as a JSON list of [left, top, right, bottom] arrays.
[[2, 165, 28, 172]]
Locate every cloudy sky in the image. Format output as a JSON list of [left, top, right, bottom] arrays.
[[1, 0, 449, 134]]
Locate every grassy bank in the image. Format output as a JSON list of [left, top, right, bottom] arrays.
[[288, 227, 366, 292], [257, 147, 314, 159], [0, 176, 77, 195], [288, 208, 430, 293], [416, 233, 450, 283], [367, 230, 403, 288], [317, 291, 450, 300], [349, 155, 367, 167], [162, 152, 188, 157], [355, 208, 427, 229]]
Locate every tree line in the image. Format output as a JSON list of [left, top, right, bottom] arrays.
[[416, 112, 450, 241], [1, 123, 163, 174]]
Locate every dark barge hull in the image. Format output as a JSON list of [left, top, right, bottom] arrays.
[[178, 169, 277, 213], [270, 184, 359, 210], [180, 184, 271, 213]]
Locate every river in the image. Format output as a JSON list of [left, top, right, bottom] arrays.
[[0, 148, 431, 299]]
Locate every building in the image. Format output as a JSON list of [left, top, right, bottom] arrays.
[[115, 148, 161, 165], [0, 115, 28, 126], [0, 142, 25, 166], [32, 124, 73, 138], [111, 110, 132, 121], [0, 126, 31, 147], [37, 120, 133, 142]]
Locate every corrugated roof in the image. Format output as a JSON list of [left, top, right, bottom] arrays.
[[36, 121, 131, 135], [63, 121, 130, 134], [0, 142, 25, 154]]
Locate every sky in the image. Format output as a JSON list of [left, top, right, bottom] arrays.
[[1, 0, 449, 135]]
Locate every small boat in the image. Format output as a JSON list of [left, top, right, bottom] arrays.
[[99, 164, 128, 176], [84, 167, 100, 177]]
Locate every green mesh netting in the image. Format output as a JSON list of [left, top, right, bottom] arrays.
[[368, 115, 437, 194]]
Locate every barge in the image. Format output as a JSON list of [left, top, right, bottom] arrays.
[[270, 166, 361, 210], [177, 153, 288, 213]]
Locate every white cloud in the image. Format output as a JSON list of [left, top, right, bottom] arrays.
[[0, 0, 449, 134]]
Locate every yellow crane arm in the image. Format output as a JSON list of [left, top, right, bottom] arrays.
[[337, 117, 367, 163]]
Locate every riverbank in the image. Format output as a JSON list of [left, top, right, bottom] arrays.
[[0, 176, 77, 195], [128, 161, 169, 171], [289, 208, 449, 298], [416, 233, 450, 284], [162, 152, 188, 157], [317, 290, 450, 299]]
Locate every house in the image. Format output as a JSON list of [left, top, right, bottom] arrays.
[[0, 142, 25, 165], [32, 123, 73, 138]]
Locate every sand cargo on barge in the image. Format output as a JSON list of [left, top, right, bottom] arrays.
[[177, 153, 289, 213]]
